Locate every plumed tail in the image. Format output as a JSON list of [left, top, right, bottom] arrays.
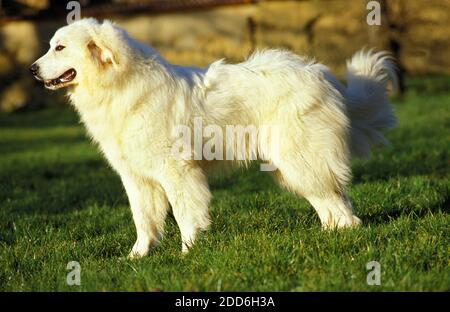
[[345, 49, 397, 158]]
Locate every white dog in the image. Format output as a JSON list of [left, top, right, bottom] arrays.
[[31, 18, 396, 258]]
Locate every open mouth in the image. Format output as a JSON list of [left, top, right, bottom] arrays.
[[44, 69, 77, 88]]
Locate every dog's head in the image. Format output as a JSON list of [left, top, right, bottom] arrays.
[[30, 18, 130, 91]]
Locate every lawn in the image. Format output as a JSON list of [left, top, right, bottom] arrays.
[[0, 77, 448, 291]]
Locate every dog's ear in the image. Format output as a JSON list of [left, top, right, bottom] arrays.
[[86, 20, 126, 68], [87, 40, 117, 67]]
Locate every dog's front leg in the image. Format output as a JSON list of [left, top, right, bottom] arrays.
[[120, 172, 170, 259], [158, 161, 211, 252]]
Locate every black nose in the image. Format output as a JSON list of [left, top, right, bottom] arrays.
[[29, 63, 39, 75]]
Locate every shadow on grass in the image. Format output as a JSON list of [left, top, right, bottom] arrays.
[[0, 133, 87, 155], [360, 196, 449, 227], [0, 156, 126, 216], [352, 151, 449, 183], [0, 105, 78, 129]]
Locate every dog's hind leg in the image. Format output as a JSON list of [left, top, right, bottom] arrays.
[[269, 112, 362, 229], [121, 173, 170, 259], [158, 160, 211, 252], [267, 91, 362, 228], [273, 160, 362, 229]]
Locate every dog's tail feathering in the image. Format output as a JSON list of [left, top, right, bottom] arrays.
[[345, 49, 397, 158]]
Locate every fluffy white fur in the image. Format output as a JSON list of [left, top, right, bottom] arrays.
[[32, 18, 396, 258]]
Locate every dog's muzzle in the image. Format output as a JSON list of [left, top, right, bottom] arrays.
[[43, 69, 77, 88], [29, 64, 77, 88]]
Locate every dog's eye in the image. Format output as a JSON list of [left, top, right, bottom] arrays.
[[55, 45, 65, 51]]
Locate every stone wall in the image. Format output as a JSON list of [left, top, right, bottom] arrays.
[[1, 0, 449, 111]]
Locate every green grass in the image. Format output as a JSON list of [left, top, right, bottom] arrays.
[[0, 79, 449, 291]]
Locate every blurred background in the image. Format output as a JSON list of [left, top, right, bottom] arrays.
[[0, 0, 449, 112]]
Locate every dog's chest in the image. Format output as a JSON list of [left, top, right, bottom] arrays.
[[80, 108, 132, 171], [80, 107, 160, 174]]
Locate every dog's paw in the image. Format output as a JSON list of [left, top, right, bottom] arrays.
[[350, 216, 363, 227], [181, 241, 192, 254], [127, 240, 150, 259], [127, 251, 146, 260], [322, 215, 362, 230]]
